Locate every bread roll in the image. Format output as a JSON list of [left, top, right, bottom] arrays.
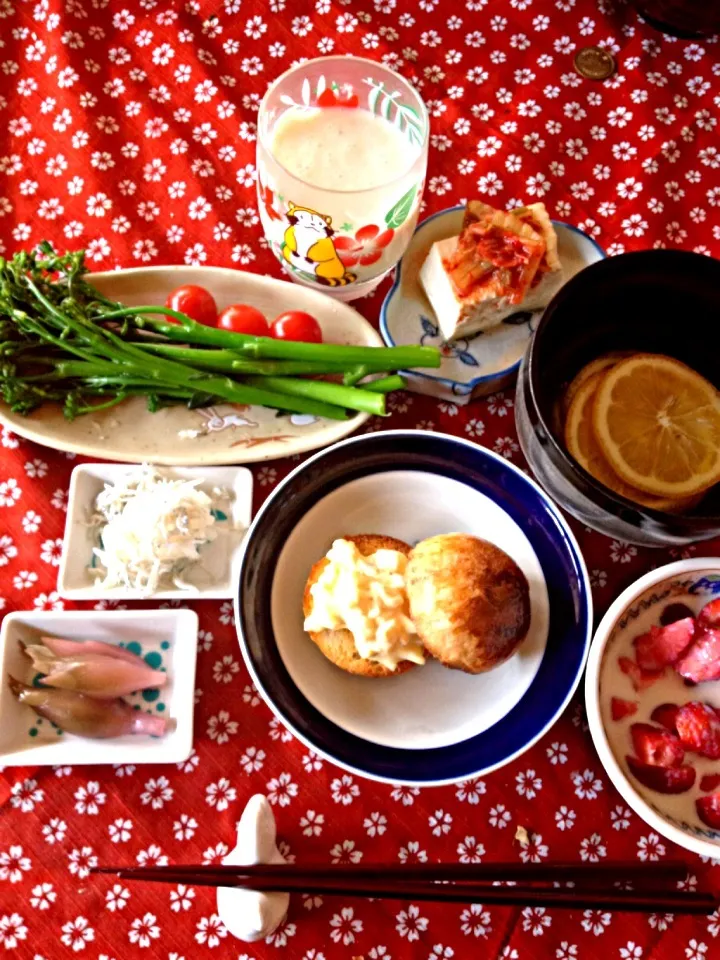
[[406, 533, 530, 674], [303, 534, 419, 678]]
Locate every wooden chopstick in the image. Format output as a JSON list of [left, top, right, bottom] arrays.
[[93, 872, 717, 914], [93, 860, 687, 884], [91, 862, 716, 913]]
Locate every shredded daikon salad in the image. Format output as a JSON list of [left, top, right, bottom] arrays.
[[89, 465, 230, 594]]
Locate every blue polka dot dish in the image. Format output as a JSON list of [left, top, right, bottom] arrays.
[[0, 608, 198, 766]]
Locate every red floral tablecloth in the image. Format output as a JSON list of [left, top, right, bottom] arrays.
[[2, 1, 720, 957]]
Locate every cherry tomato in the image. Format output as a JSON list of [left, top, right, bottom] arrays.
[[166, 284, 217, 327], [270, 311, 323, 344], [217, 304, 270, 337]]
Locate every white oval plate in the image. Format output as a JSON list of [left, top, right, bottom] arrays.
[[0, 265, 381, 465], [270, 469, 550, 750]]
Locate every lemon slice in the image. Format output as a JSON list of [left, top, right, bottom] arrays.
[[562, 351, 633, 419], [592, 354, 720, 498], [564, 370, 703, 513]]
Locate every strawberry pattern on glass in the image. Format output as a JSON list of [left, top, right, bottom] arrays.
[[335, 224, 396, 266], [1, 0, 720, 957]]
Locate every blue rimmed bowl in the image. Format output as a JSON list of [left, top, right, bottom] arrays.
[[586, 559, 720, 859], [234, 430, 592, 786], [380, 205, 606, 405]]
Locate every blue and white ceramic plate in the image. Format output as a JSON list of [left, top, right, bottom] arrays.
[[380, 206, 606, 405], [235, 430, 592, 786], [586, 559, 720, 860]]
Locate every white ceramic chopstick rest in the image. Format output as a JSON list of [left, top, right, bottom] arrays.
[[216, 793, 289, 942]]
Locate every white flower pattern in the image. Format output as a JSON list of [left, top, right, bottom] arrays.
[[0, 6, 718, 958]]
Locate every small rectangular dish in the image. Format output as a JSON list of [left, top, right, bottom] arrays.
[[58, 463, 253, 600], [0, 608, 198, 767]]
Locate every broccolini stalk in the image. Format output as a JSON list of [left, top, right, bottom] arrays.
[[94, 305, 441, 367], [140, 344, 392, 377], [360, 375, 406, 394], [242, 375, 386, 416]]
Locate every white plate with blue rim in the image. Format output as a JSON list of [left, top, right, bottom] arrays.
[[380, 205, 606, 405], [235, 430, 593, 786], [586, 558, 720, 860]]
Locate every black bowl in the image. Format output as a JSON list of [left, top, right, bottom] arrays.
[[515, 250, 720, 547]]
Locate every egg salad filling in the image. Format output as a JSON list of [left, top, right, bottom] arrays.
[[303, 538, 425, 671]]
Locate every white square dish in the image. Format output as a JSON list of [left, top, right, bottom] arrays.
[[0, 608, 198, 767], [58, 463, 253, 600]]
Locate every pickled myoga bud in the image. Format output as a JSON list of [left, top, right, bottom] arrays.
[[40, 635, 147, 666], [8, 677, 170, 739], [22, 644, 167, 698]]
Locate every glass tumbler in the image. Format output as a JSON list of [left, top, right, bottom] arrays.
[[256, 56, 429, 301]]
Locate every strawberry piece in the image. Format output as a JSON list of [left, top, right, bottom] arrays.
[[676, 628, 720, 683], [611, 697, 639, 721], [633, 618, 695, 670], [618, 656, 665, 691], [660, 602, 695, 625], [651, 702, 680, 732], [697, 793, 720, 829], [700, 773, 720, 793], [675, 701, 720, 758], [699, 598, 720, 629], [631, 723, 685, 768], [626, 756, 696, 794]]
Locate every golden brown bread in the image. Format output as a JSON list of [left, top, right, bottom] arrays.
[[303, 533, 418, 678], [406, 534, 530, 674]]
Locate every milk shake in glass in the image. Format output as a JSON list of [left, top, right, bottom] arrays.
[[257, 56, 429, 301]]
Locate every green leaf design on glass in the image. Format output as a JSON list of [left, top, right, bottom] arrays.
[[385, 185, 418, 229], [364, 79, 425, 148], [367, 81, 383, 115]]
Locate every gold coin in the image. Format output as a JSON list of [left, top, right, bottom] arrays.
[[573, 46, 616, 81]]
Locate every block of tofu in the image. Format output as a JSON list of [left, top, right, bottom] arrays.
[[419, 236, 520, 341], [420, 200, 564, 342]]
